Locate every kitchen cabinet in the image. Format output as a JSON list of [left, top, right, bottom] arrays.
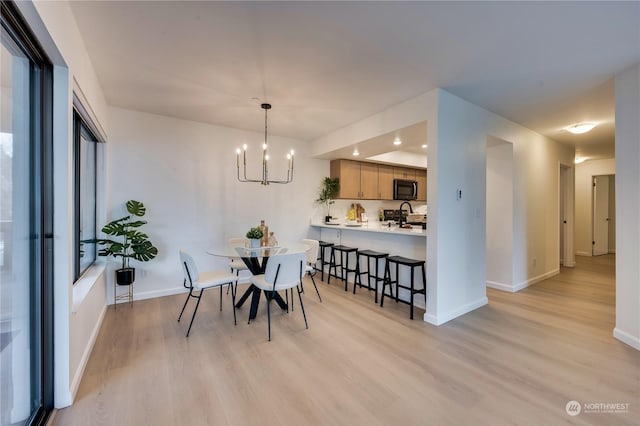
[[330, 159, 361, 199], [394, 167, 416, 180], [331, 159, 426, 201], [359, 162, 378, 199], [330, 159, 380, 199], [415, 170, 427, 201], [378, 164, 395, 200]]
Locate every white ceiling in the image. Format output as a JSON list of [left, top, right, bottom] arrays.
[[68, 1, 640, 161]]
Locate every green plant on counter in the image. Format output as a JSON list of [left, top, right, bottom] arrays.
[[246, 227, 264, 240], [316, 177, 340, 221]]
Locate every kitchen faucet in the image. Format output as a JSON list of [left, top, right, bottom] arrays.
[[398, 201, 413, 227]]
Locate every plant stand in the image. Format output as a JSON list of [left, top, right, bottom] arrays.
[[114, 283, 133, 309]]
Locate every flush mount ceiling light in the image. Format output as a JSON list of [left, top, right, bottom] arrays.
[[421, 144, 427, 148], [393, 137, 402, 146], [566, 122, 597, 134], [236, 103, 294, 185]]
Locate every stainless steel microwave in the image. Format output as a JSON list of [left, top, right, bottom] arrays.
[[393, 179, 418, 200]]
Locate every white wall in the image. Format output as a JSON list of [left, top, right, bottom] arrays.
[[22, 0, 110, 408], [106, 107, 327, 301], [614, 63, 640, 350], [574, 159, 616, 256]]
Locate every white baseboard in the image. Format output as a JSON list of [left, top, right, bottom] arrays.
[[111, 286, 187, 305], [424, 296, 488, 325], [513, 268, 560, 291], [69, 302, 107, 402], [613, 328, 640, 351], [486, 280, 515, 292], [486, 269, 560, 293], [575, 251, 591, 256]]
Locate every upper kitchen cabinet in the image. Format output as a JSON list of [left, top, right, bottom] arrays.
[[331, 159, 379, 199], [331, 159, 426, 201], [378, 164, 395, 200], [415, 169, 427, 201], [393, 167, 416, 180], [330, 159, 360, 198]]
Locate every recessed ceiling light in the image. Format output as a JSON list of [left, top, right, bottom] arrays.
[[393, 137, 402, 146], [566, 123, 597, 134], [352, 148, 359, 156], [421, 144, 427, 148]]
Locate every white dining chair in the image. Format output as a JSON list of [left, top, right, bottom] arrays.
[[250, 251, 308, 341], [177, 249, 239, 337], [301, 238, 322, 302]]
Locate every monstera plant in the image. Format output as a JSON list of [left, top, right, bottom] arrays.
[[95, 200, 158, 285]]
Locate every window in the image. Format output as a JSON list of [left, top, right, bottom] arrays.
[[1, 1, 54, 424], [74, 111, 99, 279]]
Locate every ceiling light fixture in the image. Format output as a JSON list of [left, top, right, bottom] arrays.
[[421, 144, 427, 148], [574, 157, 587, 164], [393, 137, 402, 146], [566, 122, 597, 134], [236, 103, 294, 185], [352, 147, 360, 156]]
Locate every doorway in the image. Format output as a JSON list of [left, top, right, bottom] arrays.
[[559, 164, 574, 267], [592, 174, 616, 256]]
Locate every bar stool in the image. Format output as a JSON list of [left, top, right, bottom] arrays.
[[380, 256, 426, 320], [353, 250, 388, 303], [328, 245, 358, 291], [316, 241, 334, 281]]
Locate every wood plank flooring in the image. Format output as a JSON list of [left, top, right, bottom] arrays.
[[53, 255, 639, 425]]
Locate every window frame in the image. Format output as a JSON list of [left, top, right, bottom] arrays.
[[73, 109, 99, 280], [1, 1, 54, 424]]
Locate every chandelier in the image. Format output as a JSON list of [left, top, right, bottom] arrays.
[[236, 103, 294, 185]]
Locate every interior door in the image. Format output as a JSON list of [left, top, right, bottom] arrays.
[[593, 175, 609, 256]]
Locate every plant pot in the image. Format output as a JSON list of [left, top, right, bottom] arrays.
[[116, 268, 135, 286], [250, 238, 261, 248]]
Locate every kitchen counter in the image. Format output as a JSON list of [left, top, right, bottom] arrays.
[[311, 222, 426, 237]]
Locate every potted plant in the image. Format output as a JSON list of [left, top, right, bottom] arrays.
[[316, 177, 340, 223], [246, 227, 264, 248], [94, 200, 158, 285]]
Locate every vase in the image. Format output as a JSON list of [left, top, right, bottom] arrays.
[[250, 238, 260, 248], [116, 267, 135, 286]]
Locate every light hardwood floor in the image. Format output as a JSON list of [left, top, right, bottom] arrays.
[[53, 255, 639, 425]]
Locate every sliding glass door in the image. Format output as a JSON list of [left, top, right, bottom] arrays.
[[1, 2, 53, 425]]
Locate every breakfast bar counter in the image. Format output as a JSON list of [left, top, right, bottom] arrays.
[[311, 221, 426, 237], [309, 222, 427, 310]]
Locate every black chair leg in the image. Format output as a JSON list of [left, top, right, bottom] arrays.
[[266, 290, 272, 341], [186, 289, 204, 337], [231, 282, 237, 325], [177, 288, 193, 322], [297, 285, 309, 329], [309, 273, 322, 302], [219, 285, 223, 311]]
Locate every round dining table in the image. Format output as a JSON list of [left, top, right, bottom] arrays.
[[207, 242, 309, 321]]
